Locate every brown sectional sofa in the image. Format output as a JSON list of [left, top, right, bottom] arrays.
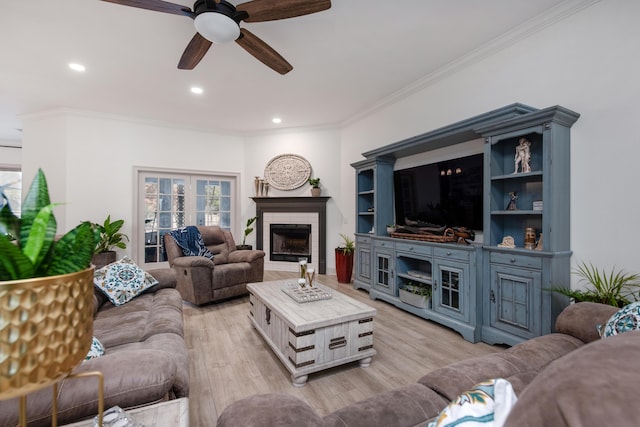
[[217, 302, 640, 427], [164, 225, 265, 305], [0, 268, 188, 427]]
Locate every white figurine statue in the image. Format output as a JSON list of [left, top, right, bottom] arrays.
[[514, 137, 531, 173]]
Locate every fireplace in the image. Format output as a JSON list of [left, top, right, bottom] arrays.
[[252, 197, 330, 274], [270, 224, 312, 262]]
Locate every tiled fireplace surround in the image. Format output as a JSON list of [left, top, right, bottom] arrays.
[[252, 197, 330, 274]]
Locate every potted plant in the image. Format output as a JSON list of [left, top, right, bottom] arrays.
[[335, 233, 354, 283], [386, 224, 397, 235], [91, 214, 129, 268], [399, 280, 432, 309], [308, 178, 321, 197], [549, 261, 640, 307], [0, 169, 98, 404], [237, 216, 258, 250]]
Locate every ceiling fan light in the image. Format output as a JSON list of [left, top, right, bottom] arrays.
[[194, 12, 240, 44]]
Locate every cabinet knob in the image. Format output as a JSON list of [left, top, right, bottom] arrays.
[[510, 258, 516, 263], [490, 290, 496, 303], [446, 251, 452, 256]]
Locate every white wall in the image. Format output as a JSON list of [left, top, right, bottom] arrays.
[[341, 0, 640, 284], [0, 140, 21, 166], [22, 111, 245, 259]]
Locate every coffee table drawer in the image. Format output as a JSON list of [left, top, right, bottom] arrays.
[[287, 318, 374, 368]]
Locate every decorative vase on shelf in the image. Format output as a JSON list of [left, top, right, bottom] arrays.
[[264, 182, 269, 197], [254, 177, 260, 196], [311, 188, 321, 197]]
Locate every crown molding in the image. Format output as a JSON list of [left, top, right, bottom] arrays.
[[341, 0, 602, 128]]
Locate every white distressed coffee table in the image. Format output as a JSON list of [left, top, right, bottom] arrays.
[[248, 280, 376, 387]]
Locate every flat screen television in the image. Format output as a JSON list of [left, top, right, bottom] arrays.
[[393, 153, 484, 230]]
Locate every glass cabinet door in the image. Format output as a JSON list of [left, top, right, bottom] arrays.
[[373, 249, 394, 295], [434, 262, 468, 322], [439, 267, 460, 310]]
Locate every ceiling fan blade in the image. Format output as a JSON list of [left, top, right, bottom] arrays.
[[100, 0, 191, 16], [237, 0, 331, 23], [178, 33, 213, 70], [235, 28, 292, 74]]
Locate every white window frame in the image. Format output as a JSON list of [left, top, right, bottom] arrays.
[[133, 166, 240, 270]]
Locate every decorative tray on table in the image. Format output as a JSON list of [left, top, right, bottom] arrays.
[[281, 282, 332, 303]]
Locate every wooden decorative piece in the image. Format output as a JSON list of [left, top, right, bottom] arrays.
[[264, 154, 312, 190]]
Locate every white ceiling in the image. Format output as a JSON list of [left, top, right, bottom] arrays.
[[0, 0, 578, 143]]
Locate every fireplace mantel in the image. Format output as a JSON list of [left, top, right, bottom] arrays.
[[252, 197, 330, 274]]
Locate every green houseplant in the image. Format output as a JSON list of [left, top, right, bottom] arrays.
[[0, 168, 98, 406], [550, 261, 640, 307], [237, 216, 258, 250], [91, 214, 129, 268], [308, 178, 321, 197], [335, 233, 354, 283], [399, 280, 432, 309]]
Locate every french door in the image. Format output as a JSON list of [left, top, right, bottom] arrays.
[[135, 169, 238, 269]]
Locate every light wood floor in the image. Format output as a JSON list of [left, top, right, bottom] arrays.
[[183, 271, 503, 426]]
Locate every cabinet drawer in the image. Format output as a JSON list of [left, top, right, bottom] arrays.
[[490, 252, 542, 269], [395, 241, 432, 256], [374, 239, 394, 249], [434, 247, 469, 261], [357, 235, 372, 245]]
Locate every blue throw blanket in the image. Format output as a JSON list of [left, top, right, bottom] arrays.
[[168, 226, 214, 260]]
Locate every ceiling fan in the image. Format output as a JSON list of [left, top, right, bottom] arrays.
[[101, 0, 331, 74]]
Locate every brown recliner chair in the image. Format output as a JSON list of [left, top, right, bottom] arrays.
[[164, 225, 265, 305]]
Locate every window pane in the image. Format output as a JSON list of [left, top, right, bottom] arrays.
[[221, 181, 230, 196], [159, 178, 172, 194], [220, 212, 231, 229], [221, 196, 230, 211], [0, 171, 22, 217]]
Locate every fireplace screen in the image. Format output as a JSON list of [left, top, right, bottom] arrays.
[[270, 224, 311, 262]]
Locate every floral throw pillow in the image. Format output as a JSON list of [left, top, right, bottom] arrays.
[[601, 301, 640, 338], [85, 336, 105, 360], [427, 379, 517, 427], [94, 256, 158, 306]]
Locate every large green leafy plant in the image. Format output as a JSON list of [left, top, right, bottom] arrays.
[[0, 169, 98, 280], [93, 214, 129, 254]]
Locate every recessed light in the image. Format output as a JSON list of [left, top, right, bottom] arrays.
[[68, 63, 86, 72], [191, 86, 204, 94], [272, 117, 282, 124]]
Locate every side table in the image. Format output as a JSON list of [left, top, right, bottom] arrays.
[[62, 398, 189, 427]]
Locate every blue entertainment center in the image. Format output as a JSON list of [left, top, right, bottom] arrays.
[[351, 103, 580, 345]]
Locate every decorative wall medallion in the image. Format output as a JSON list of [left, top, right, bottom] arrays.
[[264, 154, 312, 190]]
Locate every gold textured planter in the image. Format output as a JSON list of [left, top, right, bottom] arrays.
[[0, 267, 95, 400]]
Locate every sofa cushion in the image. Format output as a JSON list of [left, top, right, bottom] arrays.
[[428, 378, 517, 427], [324, 383, 449, 427], [504, 330, 640, 427], [94, 288, 184, 348], [601, 301, 640, 338], [0, 348, 179, 427], [554, 301, 618, 343], [419, 333, 582, 402], [94, 256, 159, 306]]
